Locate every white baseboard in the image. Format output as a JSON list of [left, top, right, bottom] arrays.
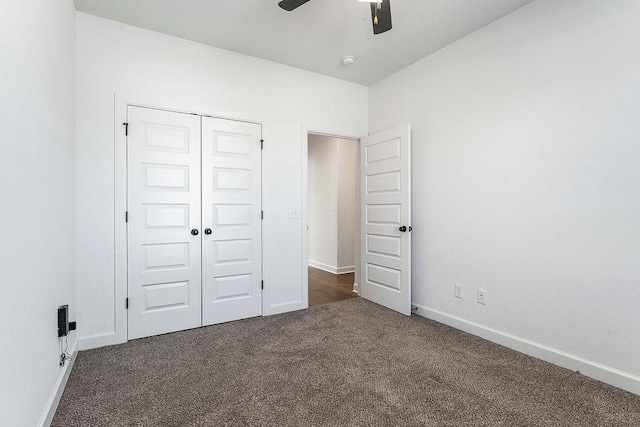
[[412, 303, 640, 396], [308, 260, 355, 275], [78, 331, 125, 351], [38, 340, 78, 427], [353, 282, 359, 294], [336, 265, 356, 274], [265, 300, 307, 316]]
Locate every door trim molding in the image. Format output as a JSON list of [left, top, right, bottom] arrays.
[[113, 94, 265, 347], [301, 125, 362, 307]]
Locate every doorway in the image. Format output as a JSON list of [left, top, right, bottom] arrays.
[[307, 133, 359, 306]]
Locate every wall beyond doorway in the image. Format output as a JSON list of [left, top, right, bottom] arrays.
[[308, 135, 357, 274]]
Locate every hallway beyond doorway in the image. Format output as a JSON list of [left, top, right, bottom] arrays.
[[308, 267, 357, 307]]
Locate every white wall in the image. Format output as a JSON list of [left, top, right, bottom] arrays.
[[307, 135, 357, 274], [0, 1, 77, 425], [369, 0, 640, 393], [75, 12, 368, 347], [308, 135, 338, 269], [337, 139, 357, 270]]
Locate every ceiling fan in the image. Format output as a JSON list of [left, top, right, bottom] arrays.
[[278, 0, 392, 35]]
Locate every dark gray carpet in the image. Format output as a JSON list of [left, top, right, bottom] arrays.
[[53, 298, 640, 426]]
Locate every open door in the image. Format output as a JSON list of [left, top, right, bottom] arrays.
[[360, 124, 411, 315]]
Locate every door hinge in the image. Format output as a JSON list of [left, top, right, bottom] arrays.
[[261, 210, 264, 220], [123, 122, 129, 136], [260, 139, 264, 150], [261, 280, 264, 290], [125, 211, 128, 223], [125, 298, 129, 309]]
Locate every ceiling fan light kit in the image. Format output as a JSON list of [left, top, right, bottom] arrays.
[[278, 0, 392, 35]]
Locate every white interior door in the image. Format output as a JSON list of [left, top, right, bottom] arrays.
[[127, 106, 202, 339], [201, 117, 262, 326], [360, 124, 412, 315]]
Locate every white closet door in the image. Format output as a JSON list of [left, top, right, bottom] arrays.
[[127, 106, 202, 339], [360, 124, 412, 315], [201, 117, 262, 326]]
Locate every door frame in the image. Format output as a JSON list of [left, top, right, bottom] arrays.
[[301, 125, 362, 308], [102, 94, 265, 349]]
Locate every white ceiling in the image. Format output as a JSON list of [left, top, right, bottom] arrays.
[[73, 0, 534, 86]]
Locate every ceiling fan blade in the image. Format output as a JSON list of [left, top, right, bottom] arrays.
[[278, 0, 312, 11], [370, 0, 392, 34]]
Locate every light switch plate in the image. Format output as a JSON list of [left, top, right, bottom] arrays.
[[288, 207, 300, 219], [454, 284, 463, 299]]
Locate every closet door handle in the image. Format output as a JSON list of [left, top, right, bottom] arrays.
[[191, 228, 199, 236], [204, 228, 212, 235]]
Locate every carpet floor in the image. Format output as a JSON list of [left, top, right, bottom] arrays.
[[53, 298, 640, 426]]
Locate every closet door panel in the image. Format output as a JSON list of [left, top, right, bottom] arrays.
[[201, 118, 262, 325], [127, 106, 202, 339]]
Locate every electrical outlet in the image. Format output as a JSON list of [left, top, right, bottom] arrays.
[[454, 284, 463, 299], [477, 289, 487, 305]]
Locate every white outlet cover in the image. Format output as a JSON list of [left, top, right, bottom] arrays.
[[477, 289, 487, 305]]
